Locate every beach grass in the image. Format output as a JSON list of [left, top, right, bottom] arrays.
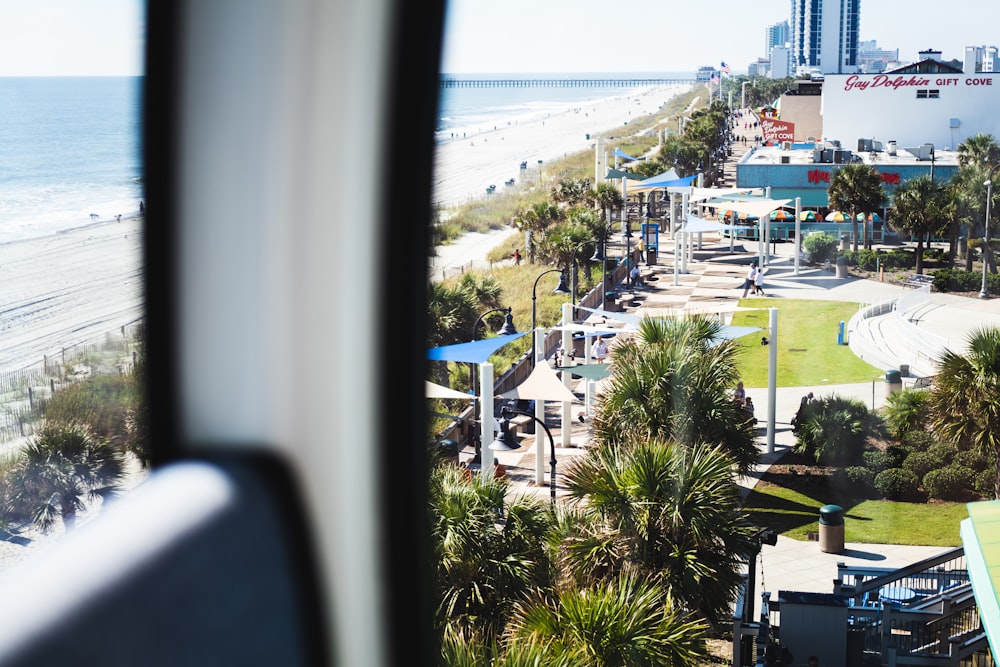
[[731, 299, 884, 388]]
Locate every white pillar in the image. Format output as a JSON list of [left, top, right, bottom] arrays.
[[766, 308, 778, 454], [586, 379, 596, 418], [534, 328, 545, 486], [669, 192, 678, 239], [480, 362, 495, 477], [794, 197, 802, 276], [561, 303, 573, 447]]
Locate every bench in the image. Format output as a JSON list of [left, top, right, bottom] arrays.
[[905, 273, 933, 288], [507, 414, 534, 437], [616, 292, 636, 308]]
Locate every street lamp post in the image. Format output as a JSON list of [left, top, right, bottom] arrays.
[[491, 406, 557, 506], [982, 165, 1000, 299], [468, 307, 517, 461], [591, 225, 609, 310], [531, 269, 571, 367]]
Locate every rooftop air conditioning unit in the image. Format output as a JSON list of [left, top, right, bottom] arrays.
[[887, 140, 897, 156], [857, 138, 872, 152], [782, 141, 792, 150]]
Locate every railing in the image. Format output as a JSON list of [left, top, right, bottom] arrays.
[[439, 77, 695, 89]]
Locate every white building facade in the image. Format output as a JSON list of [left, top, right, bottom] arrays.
[[822, 71, 1000, 150]]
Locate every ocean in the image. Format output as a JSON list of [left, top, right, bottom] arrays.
[[0, 76, 143, 244], [436, 71, 692, 143]]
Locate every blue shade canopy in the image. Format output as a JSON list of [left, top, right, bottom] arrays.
[[574, 305, 642, 327], [632, 174, 697, 192], [612, 148, 643, 161], [427, 332, 528, 363]]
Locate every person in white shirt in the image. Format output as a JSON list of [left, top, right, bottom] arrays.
[[742, 263, 756, 298]]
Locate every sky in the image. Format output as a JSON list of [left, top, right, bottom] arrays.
[[0, 0, 144, 76], [441, 0, 1000, 74]]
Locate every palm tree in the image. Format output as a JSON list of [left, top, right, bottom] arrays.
[[889, 175, 944, 274], [503, 572, 709, 667], [794, 394, 883, 465], [429, 464, 555, 649], [883, 388, 933, 440], [929, 327, 1000, 498], [827, 163, 885, 251], [5, 422, 124, 532], [592, 316, 758, 474], [591, 182, 623, 225], [512, 203, 562, 264], [559, 440, 757, 628], [957, 133, 1000, 168]]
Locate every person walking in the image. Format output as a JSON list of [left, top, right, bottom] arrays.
[[754, 265, 766, 296], [513, 248, 522, 265], [594, 336, 609, 363], [741, 263, 757, 298]]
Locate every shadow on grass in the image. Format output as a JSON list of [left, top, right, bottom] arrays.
[[744, 469, 870, 535]]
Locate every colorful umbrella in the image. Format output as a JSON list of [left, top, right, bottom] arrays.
[[800, 210, 817, 221], [825, 211, 849, 222], [768, 209, 792, 221], [856, 212, 883, 222], [738, 211, 759, 221], [717, 209, 733, 219]]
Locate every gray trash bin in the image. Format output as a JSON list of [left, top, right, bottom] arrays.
[[835, 255, 848, 278], [819, 504, 844, 553], [885, 369, 902, 396]]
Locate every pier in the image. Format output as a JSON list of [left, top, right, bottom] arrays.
[[439, 77, 696, 89]]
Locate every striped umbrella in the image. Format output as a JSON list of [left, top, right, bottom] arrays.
[[825, 211, 849, 222], [799, 210, 817, 221], [768, 209, 792, 221]]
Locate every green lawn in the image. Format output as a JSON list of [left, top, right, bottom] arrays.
[[730, 299, 884, 388], [744, 475, 966, 547]]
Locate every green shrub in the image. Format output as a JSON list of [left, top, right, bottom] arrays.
[[954, 450, 989, 472], [831, 466, 876, 498], [803, 233, 838, 265], [901, 430, 935, 452], [874, 468, 920, 500], [902, 451, 940, 480], [932, 268, 1000, 295], [923, 465, 976, 501], [927, 441, 956, 466], [863, 449, 905, 473], [975, 470, 995, 499]]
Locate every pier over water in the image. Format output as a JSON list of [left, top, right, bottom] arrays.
[[440, 77, 696, 89]]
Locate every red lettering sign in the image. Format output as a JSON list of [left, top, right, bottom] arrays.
[[759, 116, 795, 144], [807, 169, 831, 184], [844, 74, 995, 91], [877, 172, 901, 185]]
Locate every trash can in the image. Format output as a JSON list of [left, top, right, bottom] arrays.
[[835, 255, 848, 278], [885, 369, 902, 396], [899, 363, 910, 377], [837, 320, 845, 345], [819, 504, 844, 553], [840, 234, 850, 250], [646, 247, 657, 265]]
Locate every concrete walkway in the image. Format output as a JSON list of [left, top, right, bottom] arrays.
[[485, 231, 1000, 602]]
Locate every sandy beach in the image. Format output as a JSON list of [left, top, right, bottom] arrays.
[[0, 215, 143, 373], [432, 83, 694, 209]]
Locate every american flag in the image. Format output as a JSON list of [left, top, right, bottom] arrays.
[[711, 74, 719, 85], [720, 61, 731, 74]]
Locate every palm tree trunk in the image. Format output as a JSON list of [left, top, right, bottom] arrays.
[[862, 217, 870, 250], [915, 238, 925, 274], [851, 219, 859, 252]]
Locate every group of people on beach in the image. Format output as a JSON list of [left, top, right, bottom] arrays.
[[741, 262, 766, 298]]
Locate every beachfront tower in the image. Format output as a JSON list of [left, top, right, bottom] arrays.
[[791, 0, 860, 75], [765, 21, 790, 59]]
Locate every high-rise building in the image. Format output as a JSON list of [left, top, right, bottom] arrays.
[[791, 0, 860, 74], [858, 40, 899, 74], [963, 45, 999, 73], [765, 21, 790, 59]]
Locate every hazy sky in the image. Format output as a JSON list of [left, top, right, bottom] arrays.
[[0, 0, 144, 76], [442, 0, 1000, 74]]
